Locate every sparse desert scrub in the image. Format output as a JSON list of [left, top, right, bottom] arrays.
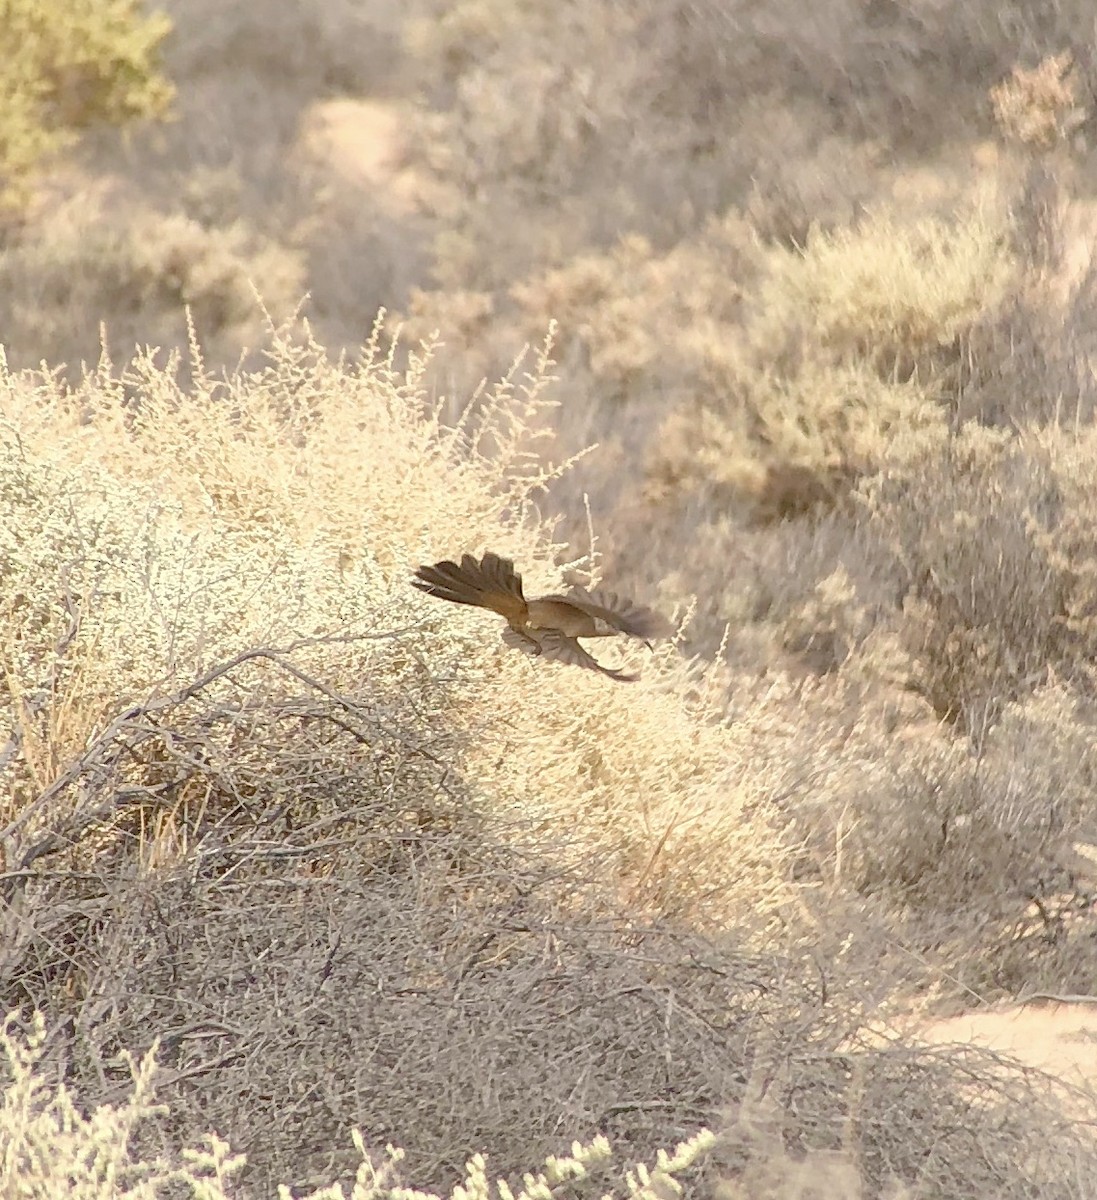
[[4, 324, 1094, 1198], [534, 201, 1014, 522], [0, 199, 308, 374], [405, 0, 1081, 300], [9, 0, 1097, 1192], [758, 664, 1097, 999], [23, 990, 1092, 1200], [0, 1007, 719, 1200], [0, 1010, 244, 1198], [0, 324, 803, 1192]]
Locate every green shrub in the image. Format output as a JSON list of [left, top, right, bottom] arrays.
[[0, 0, 173, 210]]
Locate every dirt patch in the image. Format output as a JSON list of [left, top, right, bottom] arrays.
[[918, 997, 1097, 1098], [300, 97, 436, 216]]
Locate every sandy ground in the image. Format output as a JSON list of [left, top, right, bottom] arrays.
[[916, 996, 1097, 1102]]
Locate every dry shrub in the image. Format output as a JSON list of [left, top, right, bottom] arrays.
[[957, 164, 1097, 430], [406, 0, 1079, 296], [752, 202, 1015, 377], [748, 628, 1094, 984], [752, 651, 1097, 996], [511, 220, 761, 402], [650, 363, 939, 520], [0, 1008, 717, 1199], [0, 201, 307, 373], [699, 416, 1097, 996], [0, 0, 426, 376], [506, 201, 1013, 529], [0, 323, 801, 1193], [721, 1040, 1096, 1200], [0, 1010, 244, 1198], [9, 987, 1094, 1200], [863, 425, 1079, 731], [645, 203, 1012, 518]]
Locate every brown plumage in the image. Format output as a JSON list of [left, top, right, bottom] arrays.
[[412, 551, 674, 681]]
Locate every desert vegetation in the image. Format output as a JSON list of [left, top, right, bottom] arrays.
[[4, 0, 1097, 1197]]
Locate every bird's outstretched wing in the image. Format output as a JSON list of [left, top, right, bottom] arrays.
[[502, 624, 635, 680], [548, 585, 674, 642], [535, 629, 638, 682], [412, 552, 528, 626], [500, 626, 540, 656]]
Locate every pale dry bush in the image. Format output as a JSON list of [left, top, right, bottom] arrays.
[[0, 322, 805, 1193], [0, 318, 498, 810], [506, 203, 1009, 526], [0, 0, 173, 213], [751, 201, 1015, 377], [748, 638, 1097, 994], [406, 0, 1076, 304], [645, 202, 1013, 519], [3, 320, 1097, 1197], [718, 1046, 1096, 1200], [696, 354, 1097, 996]]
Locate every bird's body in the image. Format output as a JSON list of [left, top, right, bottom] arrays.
[[412, 551, 673, 681]]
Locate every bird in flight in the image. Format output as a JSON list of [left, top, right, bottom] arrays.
[[412, 551, 674, 681]]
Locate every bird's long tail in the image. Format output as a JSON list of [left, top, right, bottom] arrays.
[[411, 552, 527, 619]]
